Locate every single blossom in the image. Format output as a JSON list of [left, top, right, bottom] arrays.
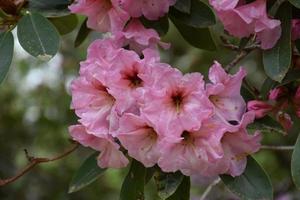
[[141, 69, 213, 137], [203, 112, 261, 177], [209, 0, 281, 49], [69, 124, 129, 168], [206, 61, 246, 124], [69, 0, 129, 32], [114, 19, 169, 53], [158, 115, 233, 176], [121, 0, 176, 20], [247, 100, 273, 118], [115, 114, 162, 167]]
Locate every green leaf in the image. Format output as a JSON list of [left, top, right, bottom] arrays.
[[27, 0, 71, 17], [68, 152, 106, 193], [263, 2, 292, 82], [140, 15, 169, 36], [221, 156, 273, 200], [170, 17, 216, 51], [49, 14, 78, 35], [75, 18, 91, 47], [291, 133, 300, 189], [0, 31, 14, 84], [120, 159, 146, 200], [260, 78, 277, 99], [17, 12, 60, 61], [289, 0, 300, 8], [155, 171, 184, 200], [173, 0, 191, 14], [169, 0, 215, 28], [166, 176, 190, 200]]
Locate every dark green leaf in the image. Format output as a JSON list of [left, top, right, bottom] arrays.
[[171, 17, 216, 51], [68, 152, 106, 193], [279, 69, 300, 86], [221, 156, 273, 200], [17, 12, 60, 61], [289, 0, 300, 8], [0, 31, 14, 84], [263, 2, 292, 82], [120, 159, 146, 200], [173, 0, 191, 14], [27, 0, 71, 17], [260, 78, 277, 99], [291, 132, 300, 189], [140, 15, 169, 36], [169, 0, 215, 28], [295, 39, 300, 52], [49, 14, 78, 35], [166, 176, 190, 200], [155, 171, 184, 200], [145, 165, 157, 184], [75, 18, 91, 47]]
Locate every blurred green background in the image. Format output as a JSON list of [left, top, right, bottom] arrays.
[[1, 20, 300, 200]]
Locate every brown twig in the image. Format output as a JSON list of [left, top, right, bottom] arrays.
[[225, 50, 249, 71], [261, 145, 294, 151], [0, 142, 79, 187]]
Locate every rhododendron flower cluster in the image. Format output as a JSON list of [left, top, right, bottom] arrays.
[[69, 37, 261, 177], [209, 0, 281, 49]]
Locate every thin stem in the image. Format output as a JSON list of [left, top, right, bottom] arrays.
[[225, 50, 248, 71], [261, 145, 294, 151], [0, 142, 79, 187], [200, 178, 221, 200]]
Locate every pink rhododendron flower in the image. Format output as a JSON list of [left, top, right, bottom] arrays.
[[203, 112, 261, 177], [69, 125, 129, 168], [114, 19, 169, 53], [209, 0, 281, 49], [121, 0, 176, 20], [116, 114, 162, 167], [141, 69, 213, 137], [69, 0, 129, 32], [292, 19, 300, 41], [247, 100, 273, 118], [158, 116, 233, 176], [206, 61, 246, 123]]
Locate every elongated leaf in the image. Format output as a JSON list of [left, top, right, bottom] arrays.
[[170, 0, 215, 28], [292, 133, 300, 189], [68, 152, 106, 193], [17, 12, 60, 61], [221, 156, 273, 200], [49, 14, 78, 35], [75, 18, 91, 47], [155, 171, 184, 200], [263, 2, 292, 82], [171, 17, 216, 51], [120, 159, 146, 200], [289, 0, 300, 8], [173, 0, 191, 14], [166, 176, 190, 200], [27, 0, 70, 17], [0, 31, 13, 84]]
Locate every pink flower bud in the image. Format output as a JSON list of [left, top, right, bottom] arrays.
[[247, 100, 273, 119], [268, 87, 287, 100], [276, 112, 293, 133]]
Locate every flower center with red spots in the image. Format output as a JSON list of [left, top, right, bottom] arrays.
[[171, 90, 184, 112]]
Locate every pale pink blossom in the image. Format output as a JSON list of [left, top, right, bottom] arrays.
[[247, 100, 273, 118], [116, 114, 162, 167], [69, 0, 129, 32], [206, 61, 246, 123], [114, 19, 169, 53], [158, 116, 232, 176], [121, 0, 175, 20], [210, 0, 281, 49], [203, 112, 261, 177], [141, 69, 213, 137], [69, 125, 129, 168]]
